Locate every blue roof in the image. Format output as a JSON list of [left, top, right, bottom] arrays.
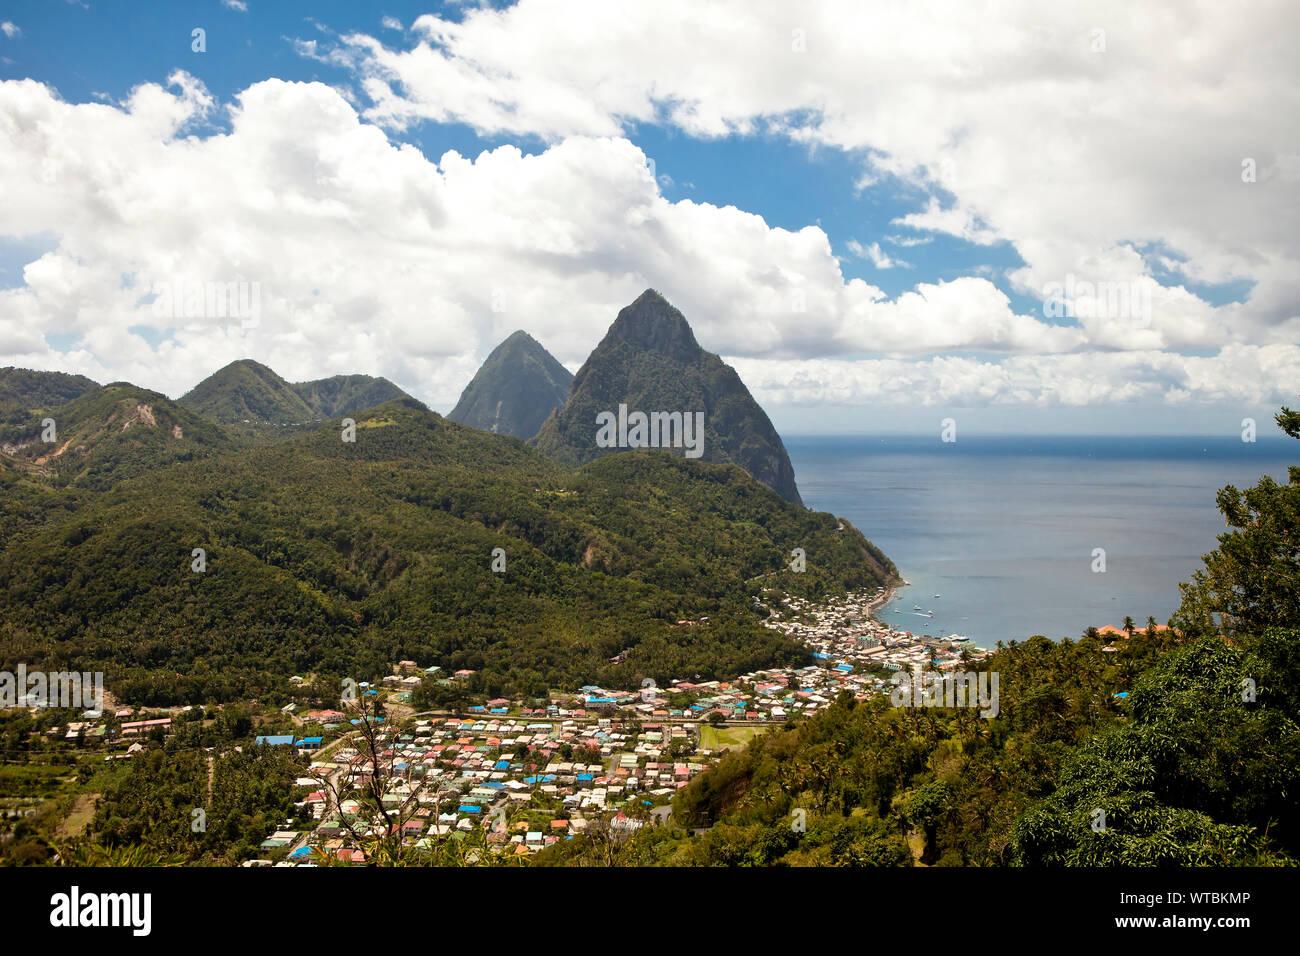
[[296, 736, 323, 745], [255, 735, 295, 746], [458, 805, 481, 814], [577, 773, 594, 781], [813, 653, 831, 660], [835, 664, 853, 672]]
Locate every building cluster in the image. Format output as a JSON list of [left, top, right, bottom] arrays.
[[261, 713, 711, 864]]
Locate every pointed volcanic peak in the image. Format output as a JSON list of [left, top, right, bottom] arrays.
[[448, 330, 574, 439], [531, 290, 804, 506], [180, 359, 315, 424], [0, 381, 232, 490]]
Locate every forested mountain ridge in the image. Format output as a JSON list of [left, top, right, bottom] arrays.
[[531, 290, 804, 506], [448, 330, 573, 439], [0, 394, 897, 705], [290, 373, 410, 419], [0, 366, 99, 413], [179, 359, 414, 425]]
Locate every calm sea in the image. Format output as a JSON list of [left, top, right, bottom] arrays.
[[784, 434, 1295, 649]]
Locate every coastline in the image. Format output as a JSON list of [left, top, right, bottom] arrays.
[[866, 578, 904, 627]]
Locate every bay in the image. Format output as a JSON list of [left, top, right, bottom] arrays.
[[785, 434, 1295, 649]]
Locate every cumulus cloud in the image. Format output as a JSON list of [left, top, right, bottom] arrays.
[[334, 0, 1299, 349], [0, 72, 1109, 407]]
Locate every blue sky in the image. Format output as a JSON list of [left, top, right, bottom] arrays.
[[0, 1, 1296, 434]]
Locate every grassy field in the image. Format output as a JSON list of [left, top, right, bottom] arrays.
[[699, 725, 769, 752]]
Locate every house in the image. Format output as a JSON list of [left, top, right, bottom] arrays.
[[121, 717, 172, 736]]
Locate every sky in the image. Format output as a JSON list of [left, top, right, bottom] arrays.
[[0, 0, 1297, 435]]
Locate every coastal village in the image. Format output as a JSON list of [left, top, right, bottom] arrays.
[[8, 586, 995, 864]]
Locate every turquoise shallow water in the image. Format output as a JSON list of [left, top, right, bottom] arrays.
[[784, 434, 1295, 649]]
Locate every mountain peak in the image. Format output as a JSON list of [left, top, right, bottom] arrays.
[[600, 289, 701, 363], [447, 331, 573, 439], [531, 291, 803, 505]]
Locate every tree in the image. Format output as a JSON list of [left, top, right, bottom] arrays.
[[1010, 631, 1299, 866], [309, 693, 425, 866], [1173, 402, 1300, 638]]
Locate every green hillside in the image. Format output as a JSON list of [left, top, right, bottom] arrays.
[[0, 382, 233, 491], [0, 367, 100, 451], [0, 396, 896, 705], [179, 359, 315, 424]]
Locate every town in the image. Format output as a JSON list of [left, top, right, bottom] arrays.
[[2, 587, 992, 864]]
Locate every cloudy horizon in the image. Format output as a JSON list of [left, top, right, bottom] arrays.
[[1, 0, 1297, 436]]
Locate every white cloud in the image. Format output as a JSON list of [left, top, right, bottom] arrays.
[[847, 239, 902, 270], [333, 0, 1299, 351], [221, 0, 248, 12], [381, 16, 402, 32], [0, 73, 1107, 408], [730, 343, 1300, 409], [1, 22, 21, 38]]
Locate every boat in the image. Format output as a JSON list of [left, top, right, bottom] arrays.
[[934, 594, 941, 598], [912, 604, 922, 610]]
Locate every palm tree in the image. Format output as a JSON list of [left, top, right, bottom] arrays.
[[1122, 615, 1136, 639]]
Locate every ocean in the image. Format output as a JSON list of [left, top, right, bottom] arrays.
[[784, 434, 1295, 649]]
